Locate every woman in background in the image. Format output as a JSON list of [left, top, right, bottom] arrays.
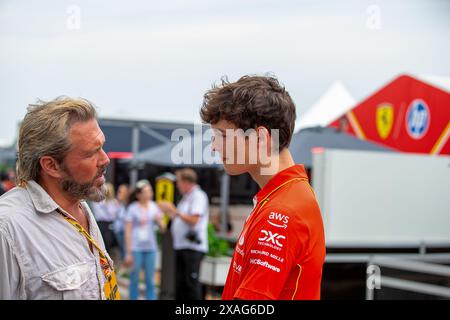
[[113, 184, 130, 262], [91, 182, 121, 255], [124, 179, 165, 300]]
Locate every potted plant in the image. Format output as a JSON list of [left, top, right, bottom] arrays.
[[200, 224, 232, 286]]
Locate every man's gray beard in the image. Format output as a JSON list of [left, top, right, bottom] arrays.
[[60, 166, 107, 202]]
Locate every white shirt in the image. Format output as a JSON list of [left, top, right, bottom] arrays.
[[0, 181, 112, 300], [171, 185, 209, 253], [91, 199, 121, 222], [125, 201, 162, 252]]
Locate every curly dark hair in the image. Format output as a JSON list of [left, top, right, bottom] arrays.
[[200, 75, 296, 151]]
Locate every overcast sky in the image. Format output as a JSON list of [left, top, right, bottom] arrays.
[[0, 0, 449, 146]]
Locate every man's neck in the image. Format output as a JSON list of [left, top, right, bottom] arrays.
[[249, 148, 295, 189], [37, 177, 81, 215], [37, 176, 91, 241], [183, 184, 196, 195]]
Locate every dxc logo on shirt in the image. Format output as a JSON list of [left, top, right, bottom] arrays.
[[267, 211, 289, 229], [258, 230, 286, 247]]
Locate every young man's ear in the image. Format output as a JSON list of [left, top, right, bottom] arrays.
[[39, 156, 64, 179], [256, 126, 273, 167], [256, 126, 272, 153]]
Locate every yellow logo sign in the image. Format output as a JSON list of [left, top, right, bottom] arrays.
[[376, 103, 394, 139], [156, 178, 174, 203], [156, 177, 175, 226]]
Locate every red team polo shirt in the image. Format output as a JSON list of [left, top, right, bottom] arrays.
[[222, 164, 326, 300]]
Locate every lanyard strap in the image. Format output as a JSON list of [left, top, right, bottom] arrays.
[[56, 208, 116, 285], [59, 211, 109, 261], [57, 207, 120, 300]]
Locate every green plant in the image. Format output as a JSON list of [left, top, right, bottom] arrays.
[[207, 223, 229, 257]]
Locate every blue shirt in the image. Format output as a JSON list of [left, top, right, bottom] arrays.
[[113, 204, 126, 234]]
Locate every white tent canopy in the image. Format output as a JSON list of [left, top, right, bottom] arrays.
[[294, 81, 355, 133]]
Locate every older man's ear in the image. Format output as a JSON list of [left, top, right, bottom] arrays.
[[39, 156, 64, 179]]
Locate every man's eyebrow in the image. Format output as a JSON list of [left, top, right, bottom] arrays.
[[86, 132, 106, 153], [97, 139, 106, 151], [96, 131, 106, 145], [95, 130, 105, 140]]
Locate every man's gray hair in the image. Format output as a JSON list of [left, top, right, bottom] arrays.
[[16, 96, 97, 186]]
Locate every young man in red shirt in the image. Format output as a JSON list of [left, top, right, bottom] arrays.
[[200, 75, 326, 300]]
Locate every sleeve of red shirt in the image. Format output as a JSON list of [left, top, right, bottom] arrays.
[[234, 207, 310, 300]]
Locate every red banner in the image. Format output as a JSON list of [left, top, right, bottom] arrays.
[[329, 75, 450, 155]]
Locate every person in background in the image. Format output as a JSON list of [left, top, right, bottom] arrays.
[[113, 184, 129, 262], [91, 182, 120, 255], [2, 169, 16, 192], [124, 179, 165, 300], [0, 172, 7, 196], [158, 168, 209, 300]]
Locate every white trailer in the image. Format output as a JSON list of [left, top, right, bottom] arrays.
[[312, 149, 450, 248]]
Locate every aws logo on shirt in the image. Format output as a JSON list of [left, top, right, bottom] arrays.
[[267, 211, 289, 229]]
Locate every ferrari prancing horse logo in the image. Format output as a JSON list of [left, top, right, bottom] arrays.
[[376, 103, 394, 139]]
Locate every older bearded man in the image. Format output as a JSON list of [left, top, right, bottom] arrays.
[[0, 96, 120, 300]]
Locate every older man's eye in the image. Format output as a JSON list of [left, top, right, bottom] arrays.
[[85, 150, 98, 158]]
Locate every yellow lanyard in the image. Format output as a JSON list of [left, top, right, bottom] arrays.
[[57, 208, 121, 300]]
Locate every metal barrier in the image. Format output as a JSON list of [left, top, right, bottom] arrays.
[[366, 255, 450, 300]]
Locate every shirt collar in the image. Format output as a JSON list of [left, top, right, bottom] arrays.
[[25, 180, 61, 214], [254, 164, 308, 204], [183, 184, 199, 198]]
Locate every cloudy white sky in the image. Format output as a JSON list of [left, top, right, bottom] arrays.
[[0, 0, 449, 146]]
